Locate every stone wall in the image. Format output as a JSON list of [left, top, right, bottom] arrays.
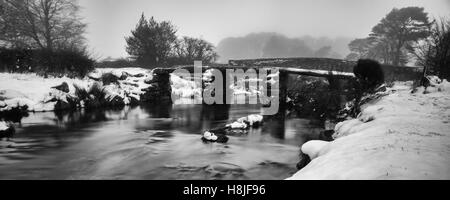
[[229, 58, 423, 82], [380, 64, 423, 82]]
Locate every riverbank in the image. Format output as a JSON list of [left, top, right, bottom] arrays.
[[288, 80, 450, 179], [0, 68, 200, 116]]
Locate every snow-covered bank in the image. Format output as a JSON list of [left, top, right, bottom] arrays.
[[288, 80, 450, 180], [0, 67, 202, 113], [0, 68, 152, 112], [0, 121, 8, 131], [0, 72, 95, 112]]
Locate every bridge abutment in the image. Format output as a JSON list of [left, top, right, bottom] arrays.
[[275, 70, 288, 118], [140, 68, 172, 103]]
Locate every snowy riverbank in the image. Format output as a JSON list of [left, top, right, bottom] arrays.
[[0, 68, 200, 113], [288, 80, 450, 180]]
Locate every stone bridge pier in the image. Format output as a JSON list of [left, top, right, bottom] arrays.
[[140, 68, 173, 103]]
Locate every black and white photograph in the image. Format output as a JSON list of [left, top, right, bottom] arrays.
[[0, 0, 449, 183]]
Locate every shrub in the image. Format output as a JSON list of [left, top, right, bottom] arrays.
[[95, 58, 142, 69], [73, 82, 107, 108], [0, 48, 94, 77]]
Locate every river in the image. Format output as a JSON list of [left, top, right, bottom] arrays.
[[0, 104, 324, 180]]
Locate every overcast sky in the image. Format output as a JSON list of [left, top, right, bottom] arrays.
[[78, 0, 450, 59]]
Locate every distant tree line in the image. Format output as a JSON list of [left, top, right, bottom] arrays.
[[216, 33, 348, 63], [0, 0, 93, 77], [124, 14, 218, 67]]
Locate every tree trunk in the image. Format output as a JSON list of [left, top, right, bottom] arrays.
[[394, 39, 403, 66]]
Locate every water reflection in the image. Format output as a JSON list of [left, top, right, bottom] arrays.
[[0, 104, 323, 180]]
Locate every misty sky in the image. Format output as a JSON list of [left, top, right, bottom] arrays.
[[78, 0, 450, 59]]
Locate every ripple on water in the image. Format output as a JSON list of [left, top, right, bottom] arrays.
[[162, 161, 247, 180], [138, 130, 173, 144], [0, 104, 324, 180]]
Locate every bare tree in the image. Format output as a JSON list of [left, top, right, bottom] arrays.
[[171, 36, 218, 64], [0, 0, 86, 51], [413, 18, 450, 79]]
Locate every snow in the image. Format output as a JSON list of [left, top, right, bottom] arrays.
[[102, 84, 129, 104], [301, 140, 330, 159], [0, 73, 91, 112], [230, 77, 262, 96], [0, 68, 153, 112], [0, 68, 221, 111], [202, 69, 214, 82], [226, 121, 248, 129], [92, 67, 152, 103], [283, 67, 355, 77], [203, 131, 218, 141], [237, 114, 263, 126], [0, 121, 8, 131], [95, 67, 148, 77], [170, 74, 202, 99], [288, 80, 450, 180], [226, 114, 263, 130]]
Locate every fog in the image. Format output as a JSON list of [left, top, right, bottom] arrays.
[[78, 0, 450, 60]]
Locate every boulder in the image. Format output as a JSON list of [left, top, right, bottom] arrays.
[[201, 130, 229, 143], [0, 121, 15, 139], [101, 72, 119, 85], [118, 71, 130, 80], [51, 82, 70, 93], [240, 114, 263, 127], [226, 121, 248, 129]]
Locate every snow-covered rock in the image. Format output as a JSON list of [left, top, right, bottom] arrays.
[[223, 114, 264, 131], [203, 131, 218, 141], [0, 121, 14, 138], [201, 130, 229, 143], [288, 80, 450, 180], [235, 114, 263, 128], [51, 82, 70, 93], [301, 140, 330, 160], [0, 121, 8, 131], [226, 121, 248, 129], [246, 114, 263, 126], [427, 75, 442, 86]]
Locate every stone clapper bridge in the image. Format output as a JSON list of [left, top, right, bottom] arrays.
[[144, 57, 423, 116]]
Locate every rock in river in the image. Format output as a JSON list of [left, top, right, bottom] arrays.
[[0, 121, 15, 139]]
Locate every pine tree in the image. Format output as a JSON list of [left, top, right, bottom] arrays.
[[125, 14, 177, 66], [370, 7, 432, 65]]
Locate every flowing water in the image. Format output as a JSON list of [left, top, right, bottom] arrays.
[[0, 104, 324, 180]]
